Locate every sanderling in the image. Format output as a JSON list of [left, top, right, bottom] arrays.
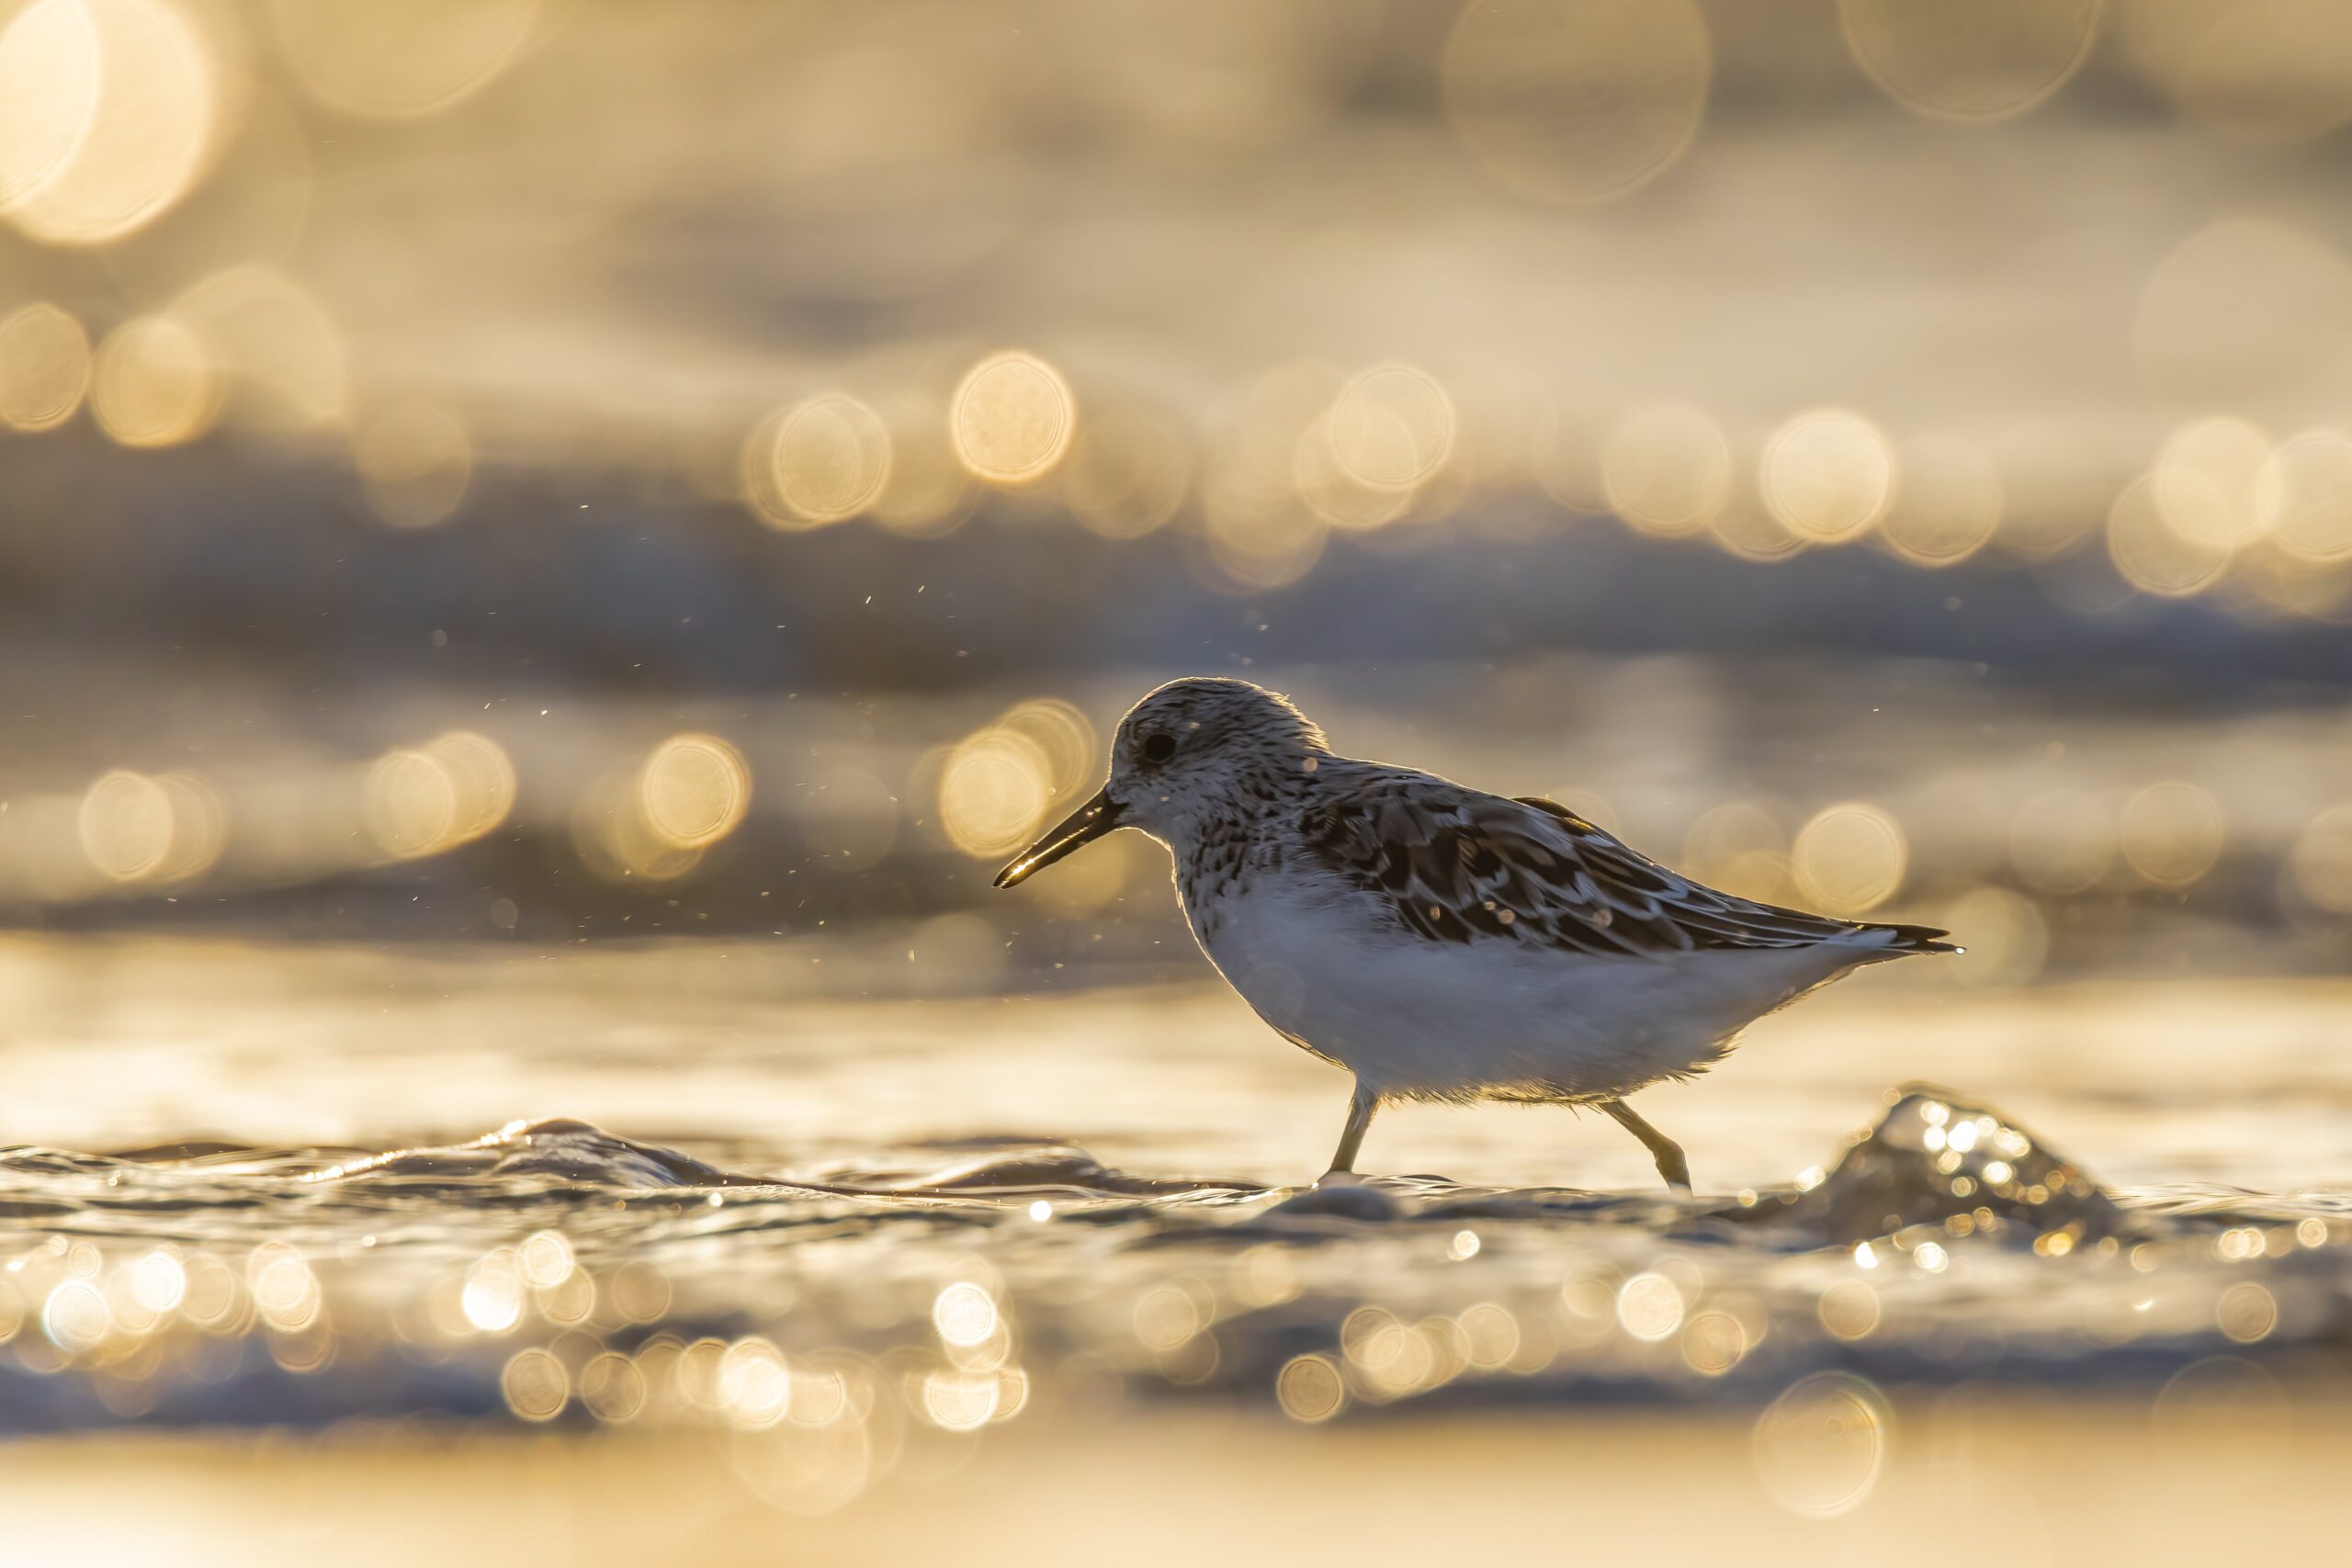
[[994, 677, 1958, 1193]]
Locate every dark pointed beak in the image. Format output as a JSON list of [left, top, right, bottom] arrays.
[[994, 786, 1125, 888]]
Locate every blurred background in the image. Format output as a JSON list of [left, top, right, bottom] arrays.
[[5, 4, 2352, 1555], [2, 0, 2350, 980]]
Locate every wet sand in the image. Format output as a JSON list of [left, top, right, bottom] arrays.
[[6, 1399, 2344, 1568]]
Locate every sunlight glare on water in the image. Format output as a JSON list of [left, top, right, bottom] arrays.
[[274, 0, 542, 120], [0, 0, 220, 246], [0, 303, 92, 432], [1839, 0, 2104, 122], [1442, 0, 1713, 207], [743, 394, 895, 530], [952, 352, 1075, 486], [90, 314, 219, 448]]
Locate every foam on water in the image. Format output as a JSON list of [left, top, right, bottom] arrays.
[[0, 1082, 2343, 1466]]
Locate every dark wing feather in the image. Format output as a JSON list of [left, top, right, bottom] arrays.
[[1301, 780, 1951, 959]]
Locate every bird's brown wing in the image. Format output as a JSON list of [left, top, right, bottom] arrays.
[[1299, 776, 1942, 959]]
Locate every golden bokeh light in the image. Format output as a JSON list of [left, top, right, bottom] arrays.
[[2287, 803, 2352, 913], [1615, 1272, 1685, 1342], [932, 1282, 998, 1348], [42, 1279, 111, 1353], [501, 1346, 569, 1421], [1879, 434, 2002, 567], [355, 400, 473, 529], [2120, 781, 2226, 887], [430, 731, 519, 840], [1679, 1312, 1747, 1376], [516, 1230, 573, 1290], [0, 0, 98, 214], [2107, 474, 2233, 597], [175, 265, 349, 430], [579, 1353, 645, 1424], [54, 769, 223, 891], [639, 734, 752, 850], [1600, 400, 1731, 537], [1275, 1353, 1346, 1423], [274, 0, 543, 120], [1442, 0, 1713, 206], [938, 726, 1055, 859], [2216, 1280, 2278, 1344], [1058, 409, 1192, 539], [127, 1247, 187, 1314], [742, 394, 894, 530], [77, 770, 175, 882], [951, 351, 1075, 485], [1760, 409, 1896, 543], [995, 698, 1097, 794], [363, 731, 515, 861], [0, 0, 220, 246], [90, 314, 219, 448], [152, 772, 226, 883], [1751, 1372, 1890, 1517], [362, 750, 459, 861], [1792, 802, 1907, 914], [1840, 0, 2105, 121], [2119, 0, 2352, 144], [2153, 415, 2273, 549], [922, 1369, 999, 1431], [461, 1249, 524, 1333], [1816, 1280, 1881, 1341], [0, 302, 91, 432], [2257, 427, 2352, 562], [718, 1337, 792, 1428], [247, 1242, 321, 1333], [1324, 365, 1455, 492]]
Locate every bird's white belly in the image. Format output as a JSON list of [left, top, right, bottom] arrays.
[[1192, 879, 1853, 1102]]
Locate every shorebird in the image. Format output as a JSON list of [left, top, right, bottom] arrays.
[[993, 678, 1958, 1193]]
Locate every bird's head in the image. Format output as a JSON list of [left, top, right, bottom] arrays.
[[993, 677, 1329, 887]]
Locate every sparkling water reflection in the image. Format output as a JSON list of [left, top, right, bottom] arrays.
[[1, 1067, 2345, 1506]]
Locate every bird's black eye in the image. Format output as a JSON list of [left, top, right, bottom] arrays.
[[1140, 732, 1177, 764]]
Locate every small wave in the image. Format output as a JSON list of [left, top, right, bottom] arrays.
[[302, 1118, 758, 1190], [0, 1084, 2340, 1441]]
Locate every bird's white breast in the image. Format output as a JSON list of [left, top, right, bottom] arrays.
[[1184, 867, 1861, 1103]]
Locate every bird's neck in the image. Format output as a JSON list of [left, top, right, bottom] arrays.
[[1163, 764, 1326, 906]]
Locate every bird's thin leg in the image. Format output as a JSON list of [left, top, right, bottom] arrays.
[[1321, 1082, 1378, 1181], [1599, 1099, 1692, 1195]]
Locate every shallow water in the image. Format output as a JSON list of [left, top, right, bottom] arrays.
[[0, 935, 2346, 1495]]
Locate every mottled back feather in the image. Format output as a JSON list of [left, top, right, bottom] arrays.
[[1300, 775, 1953, 960]]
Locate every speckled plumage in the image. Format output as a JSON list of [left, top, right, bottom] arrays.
[[996, 677, 1958, 1191]]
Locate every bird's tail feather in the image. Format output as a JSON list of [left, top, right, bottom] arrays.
[[1861, 921, 1963, 955]]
